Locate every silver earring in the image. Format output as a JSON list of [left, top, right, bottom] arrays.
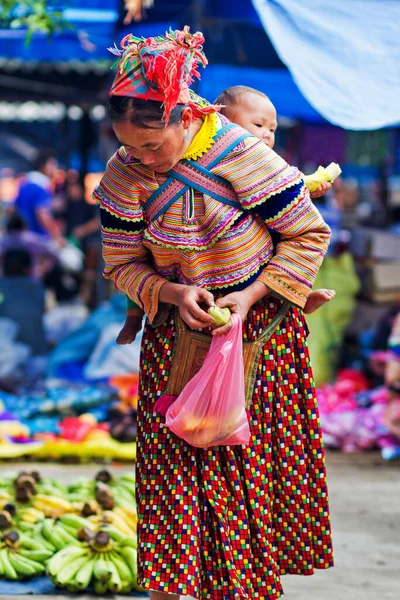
[[184, 129, 190, 141]]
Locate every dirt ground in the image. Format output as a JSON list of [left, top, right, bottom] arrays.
[[1, 451, 399, 600]]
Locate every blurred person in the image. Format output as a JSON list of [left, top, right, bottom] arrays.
[[14, 150, 64, 244], [116, 84, 335, 344], [0, 248, 47, 355], [0, 214, 57, 279], [63, 178, 101, 307]]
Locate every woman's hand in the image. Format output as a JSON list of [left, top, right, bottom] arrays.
[[177, 286, 215, 330], [212, 280, 271, 337], [159, 281, 214, 328], [212, 290, 253, 337]]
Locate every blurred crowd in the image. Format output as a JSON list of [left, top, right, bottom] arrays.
[[0, 152, 102, 357]]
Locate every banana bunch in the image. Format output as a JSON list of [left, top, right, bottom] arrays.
[[35, 515, 93, 551], [47, 531, 142, 594], [67, 470, 137, 512], [0, 531, 52, 580], [303, 162, 342, 192]]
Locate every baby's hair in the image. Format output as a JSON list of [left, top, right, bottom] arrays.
[[215, 86, 270, 117]]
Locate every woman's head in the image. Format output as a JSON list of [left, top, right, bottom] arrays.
[[107, 28, 221, 171], [108, 96, 194, 172]]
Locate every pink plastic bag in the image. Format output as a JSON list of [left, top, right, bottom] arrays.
[[165, 313, 250, 448]]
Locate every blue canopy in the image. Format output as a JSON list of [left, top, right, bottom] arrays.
[[198, 65, 322, 122]]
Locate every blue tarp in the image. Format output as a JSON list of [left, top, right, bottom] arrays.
[[252, 0, 400, 130]]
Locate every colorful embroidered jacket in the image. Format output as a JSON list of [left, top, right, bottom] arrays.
[[94, 114, 331, 324]]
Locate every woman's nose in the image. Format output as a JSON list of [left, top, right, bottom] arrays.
[[141, 152, 156, 166]]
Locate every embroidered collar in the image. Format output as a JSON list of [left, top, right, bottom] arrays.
[[182, 112, 219, 161]]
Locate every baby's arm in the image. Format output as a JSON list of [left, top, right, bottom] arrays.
[[117, 299, 144, 345]]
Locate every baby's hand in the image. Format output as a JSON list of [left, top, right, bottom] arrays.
[[116, 316, 143, 345], [310, 182, 332, 198]]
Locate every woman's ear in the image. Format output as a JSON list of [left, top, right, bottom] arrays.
[[181, 107, 194, 130]]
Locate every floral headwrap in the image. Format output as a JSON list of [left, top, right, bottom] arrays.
[[109, 26, 220, 125]]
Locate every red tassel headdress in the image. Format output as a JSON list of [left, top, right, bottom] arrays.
[[109, 26, 220, 125]]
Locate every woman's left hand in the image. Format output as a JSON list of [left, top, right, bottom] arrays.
[[211, 291, 253, 337]]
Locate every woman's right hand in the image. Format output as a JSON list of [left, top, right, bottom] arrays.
[[159, 281, 215, 329], [177, 286, 215, 330]]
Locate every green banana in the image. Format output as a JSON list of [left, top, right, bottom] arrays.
[[104, 554, 122, 592], [42, 519, 65, 550], [117, 545, 138, 584], [47, 545, 89, 578], [116, 479, 136, 496], [19, 548, 53, 562], [59, 513, 91, 530], [114, 484, 134, 503], [119, 472, 136, 484], [74, 555, 95, 590], [101, 525, 126, 543], [119, 535, 138, 549], [57, 522, 79, 537], [93, 578, 108, 595], [0, 549, 18, 579], [56, 554, 92, 586], [19, 535, 44, 551], [109, 550, 132, 581], [8, 553, 45, 577], [18, 522, 35, 532], [93, 554, 112, 582], [35, 532, 56, 553], [53, 523, 77, 545]]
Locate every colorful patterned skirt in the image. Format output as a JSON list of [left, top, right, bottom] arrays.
[[136, 296, 333, 599]]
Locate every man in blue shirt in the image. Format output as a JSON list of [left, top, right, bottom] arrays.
[[15, 152, 62, 243]]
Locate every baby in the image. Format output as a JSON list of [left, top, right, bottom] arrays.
[[117, 85, 335, 344]]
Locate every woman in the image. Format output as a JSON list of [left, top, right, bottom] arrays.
[[95, 28, 333, 600]]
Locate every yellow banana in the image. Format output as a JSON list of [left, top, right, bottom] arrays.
[[303, 162, 342, 192]]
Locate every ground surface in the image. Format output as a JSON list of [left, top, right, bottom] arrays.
[[0, 452, 398, 600]]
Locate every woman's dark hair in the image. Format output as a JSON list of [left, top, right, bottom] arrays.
[[215, 86, 270, 117], [107, 96, 186, 129]]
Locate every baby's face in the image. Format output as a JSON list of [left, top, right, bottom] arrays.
[[227, 93, 277, 149]]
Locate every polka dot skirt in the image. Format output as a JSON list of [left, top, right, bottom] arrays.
[[136, 297, 333, 599]]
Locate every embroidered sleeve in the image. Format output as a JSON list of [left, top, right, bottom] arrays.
[[214, 137, 331, 307], [93, 150, 167, 324]]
